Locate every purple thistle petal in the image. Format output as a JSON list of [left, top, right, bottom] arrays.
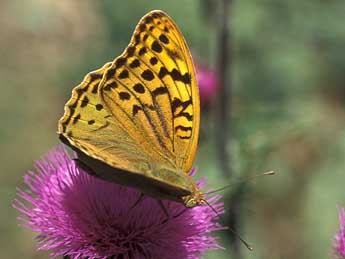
[[13, 146, 224, 259]]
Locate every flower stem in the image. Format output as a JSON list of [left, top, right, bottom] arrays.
[[216, 0, 232, 179], [216, 0, 245, 258]]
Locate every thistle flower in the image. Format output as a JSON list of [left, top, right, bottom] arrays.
[[334, 208, 345, 258], [14, 146, 224, 259], [195, 63, 219, 105]]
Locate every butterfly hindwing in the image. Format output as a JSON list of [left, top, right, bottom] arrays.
[[58, 63, 152, 174]]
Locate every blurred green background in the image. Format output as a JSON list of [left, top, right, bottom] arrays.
[[2, 0, 345, 258]]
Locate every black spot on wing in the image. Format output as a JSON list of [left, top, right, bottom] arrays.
[[171, 98, 193, 121], [177, 112, 193, 121], [118, 69, 129, 79], [139, 24, 146, 32], [139, 47, 147, 56], [178, 135, 191, 140], [141, 70, 154, 81], [80, 96, 89, 108], [158, 67, 191, 84], [105, 68, 116, 80], [91, 83, 99, 94], [171, 98, 192, 113], [129, 59, 140, 68], [151, 41, 163, 53], [96, 104, 103, 111], [152, 86, 168, 97], [119, 92, 131, 100], [150, 57, 158, 65], [72, 114, 81, 124], [61, 106, 76, 132], [133, 83, 145, 94], [133, 103, 155, 114], [152, 13, 161, 19], [76, 88, 86, 95], [144, 16, 154, 24], [104, 81, 118, 91], [159, 34, 169, 44], [132, 105, 142, 116], [134, 34, 140, 45], [171, 69, 191, 84], [115, 58, 126, 68], [89, 71, 103, 81], [158, 67, 169, 79], [127, 46, 135, 57], [175, 125, 192, 132]]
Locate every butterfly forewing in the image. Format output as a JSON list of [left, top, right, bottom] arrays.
[[99, 10, 200, 173]]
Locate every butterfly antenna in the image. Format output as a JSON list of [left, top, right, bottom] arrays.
[[205, 171, 275, 195], [202, 199, 253, 251]]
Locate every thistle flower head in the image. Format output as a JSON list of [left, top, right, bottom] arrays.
[[14, 146, 224, 259], [195, 63, 219, 105], [334, 208, 345, 258]]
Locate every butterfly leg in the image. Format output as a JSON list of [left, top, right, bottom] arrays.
[[157, 200, 171, 221], [129, 193, 146, 211], [172, 208, 188, 219]]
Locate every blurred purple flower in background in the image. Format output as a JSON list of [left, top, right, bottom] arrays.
[[334, 208, 345, 258], [195, 63, 219, 105], [13, 146, 224, 259]]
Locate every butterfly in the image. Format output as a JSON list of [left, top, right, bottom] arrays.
[[58, 10, 203, 208]]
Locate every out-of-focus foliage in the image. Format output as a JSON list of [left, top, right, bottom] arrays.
[[1, 0, 345, 258]]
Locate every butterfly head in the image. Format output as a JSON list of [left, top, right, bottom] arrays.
[[183, 187, 205, 208]]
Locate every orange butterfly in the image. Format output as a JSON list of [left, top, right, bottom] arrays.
[[58, 10, 203, 208]]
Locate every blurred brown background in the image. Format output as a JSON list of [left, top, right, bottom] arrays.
[[1, 0, 345, 258]]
